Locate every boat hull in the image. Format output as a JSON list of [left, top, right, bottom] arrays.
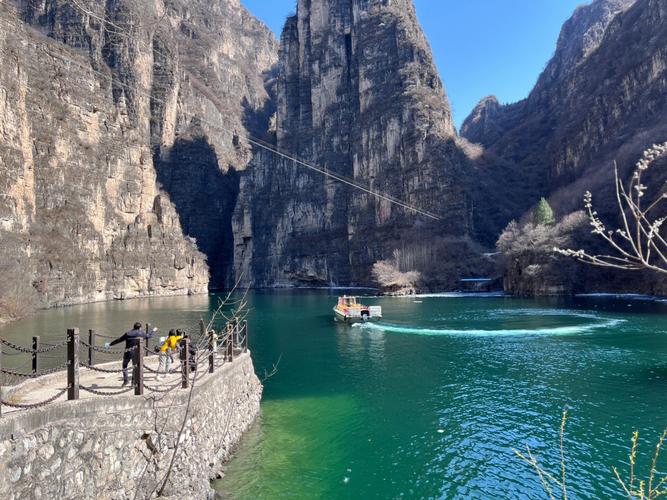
[[333, 307, 380, 323]]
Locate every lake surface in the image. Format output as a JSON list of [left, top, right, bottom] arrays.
[[2, 291, 667, 498]]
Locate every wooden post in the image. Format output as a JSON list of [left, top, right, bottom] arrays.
[[227, 325, 234, 362], [133, 338, 144, 396], [32, 336, 40, 375], [243, 321, 248, 353], [67, 328, 79, 401], [180, 337, 190, 389], [208, 332, 215, 374], [145, 323, 151, 354], [88, 330, 95, 367]]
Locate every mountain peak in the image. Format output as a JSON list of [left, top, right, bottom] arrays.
[[460, 95, 502, 144], [533, 0, 637, 93]]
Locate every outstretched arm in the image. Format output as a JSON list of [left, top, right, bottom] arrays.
[[109, 333, 127, 346], [145, 327, 158, 339]]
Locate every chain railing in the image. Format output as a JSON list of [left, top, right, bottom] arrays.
[[0, 319, 250, 416]]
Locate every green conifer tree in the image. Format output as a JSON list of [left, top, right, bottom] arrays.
[[533, 197, 556, 226]]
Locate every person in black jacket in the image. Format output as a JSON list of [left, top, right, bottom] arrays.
[[108, 322, 157, 386]]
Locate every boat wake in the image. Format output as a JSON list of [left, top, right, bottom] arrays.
[[413, 292, 507, 298], [576, 293, 667, 303], [352, 317, 625, 337]]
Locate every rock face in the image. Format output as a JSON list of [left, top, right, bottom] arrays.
[[462, 0, 667, 294], [3, 0, 663, 300], [463, 0, 667, 244], [0, 0, 277, 313], [233, 0, 474, 288], [459, 95, 503, 146], [148, 0, 278, 288]]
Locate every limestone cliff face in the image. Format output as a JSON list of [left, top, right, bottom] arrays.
[[234, 0, 473, 288], [462, 0, 666, 244], [147, 0, 278, 288], [0, 0, 276, 311], [461, 0, 637, 149]]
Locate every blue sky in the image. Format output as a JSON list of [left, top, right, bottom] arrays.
[[241, 0, 586, 128]]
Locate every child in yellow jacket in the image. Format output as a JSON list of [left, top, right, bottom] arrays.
[[158, 329, 183, 379]]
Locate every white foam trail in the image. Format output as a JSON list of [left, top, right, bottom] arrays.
[[486, 308, 601, 319], [576, 293, 667, 302], [413, 292, 508, 298], [353, 318, 625, 337]]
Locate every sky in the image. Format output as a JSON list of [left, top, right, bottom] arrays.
[[241, 0, 587, 129]]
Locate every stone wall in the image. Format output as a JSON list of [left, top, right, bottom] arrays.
[[0, 353, 262, 500]]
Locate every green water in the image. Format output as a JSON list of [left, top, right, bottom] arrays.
[[2, 292, 667, 498]]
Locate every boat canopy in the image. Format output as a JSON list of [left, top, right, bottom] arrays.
[[338, 296, 358, 307]]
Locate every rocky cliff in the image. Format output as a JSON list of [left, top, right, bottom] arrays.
[[233, 0, 480, 288], [4, 0, 662, 303], [0, 0, 277, 316], [462, 0, 667, 294], [463, 0, 667, 244]]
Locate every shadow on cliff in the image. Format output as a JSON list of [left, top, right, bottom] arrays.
[[154, 135, 239, 290]]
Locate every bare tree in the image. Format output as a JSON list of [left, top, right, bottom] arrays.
[[555, 141, 667, 274], [372, 250, 421, 295], [516, 411, 667, 500]]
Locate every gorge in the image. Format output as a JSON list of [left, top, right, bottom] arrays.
[[0, 0, 665, 321]]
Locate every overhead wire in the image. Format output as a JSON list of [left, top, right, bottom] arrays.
[[0, 0, 444, 221]]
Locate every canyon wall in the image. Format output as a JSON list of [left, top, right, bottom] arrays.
[[462, 0, 667, 294], [0, 1, 206, 312], [462, 0, 666, 242], [233, 0, 480, 288], [0, 0, 277, 318], [2, 0, 664, 300]]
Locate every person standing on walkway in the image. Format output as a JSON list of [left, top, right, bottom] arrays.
[[108, 322, 157, 386], [157, 329, 182, 379]]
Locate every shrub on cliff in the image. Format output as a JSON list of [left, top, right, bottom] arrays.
[[498, 211, 586, 256], [533, 197, 556, 226], [372, 257, 421, 295], [0, 261, 38, 323], [496, 212, 589, 295]]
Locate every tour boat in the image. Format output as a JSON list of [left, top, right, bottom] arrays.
[[333, 296, 382, 323]]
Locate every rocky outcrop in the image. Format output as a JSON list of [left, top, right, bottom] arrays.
[[233, 0, 475, 288], [0, 2, 205, 310], [463, 0, 665, 245], [0, 0, 278, 313], [459, 95, 503, 146], [149, 0, 278, 288], [463, 0, 667, 294]]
